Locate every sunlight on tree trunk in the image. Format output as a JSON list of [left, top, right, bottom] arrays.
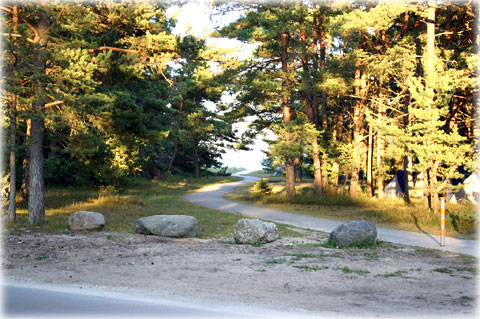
[[28, 9, 49, 224]]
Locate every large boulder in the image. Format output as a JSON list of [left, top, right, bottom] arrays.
[[329, 219, 377, 247], [69, 211, 106, 230], [233, 219, 279, 244], [136, 215, 197, 238]]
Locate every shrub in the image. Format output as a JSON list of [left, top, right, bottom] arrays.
[[448, 207, 478, 235], [253, 179, 272, 196]]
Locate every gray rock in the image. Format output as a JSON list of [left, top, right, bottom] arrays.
[[136, 215, 197, 238], [233, 219, 279, 244], [329, 219, 377, 247], [69, 211, 106, 230]]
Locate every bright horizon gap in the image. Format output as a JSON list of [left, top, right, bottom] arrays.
[[167, 2, 266, 173]]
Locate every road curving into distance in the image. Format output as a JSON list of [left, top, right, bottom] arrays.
[[183, 174, 478, 257]]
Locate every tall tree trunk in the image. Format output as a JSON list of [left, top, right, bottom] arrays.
[[28, 7, 49, 224], [281, 31, 295, 199], [422, 170, 430, 209], [403, 91, 411, 203], [308, 6, 322, 196], [166, 100, 184, 178], [319, 9, 329, 192], [9, 92, 17, 222], [194, 143, 200, 178], [166, 139, 179, 177], [366, 124, 373, 198], [21, 119, 31, 201], [424, 0, 437, 212], [350, 72, 361, 196], [312, 138, 322, 195], [430, 162, 439, 214], [28, 117, 45, 224], [376, 132, 384, 198], [294, 157, 302, 183], [311, 5, 320, 128], [332, 110, 343, 194], [350, 52, 365, 198], [376, 105, 386, 198], [402, 11, 411, 203], [8, 5, 19, 222]]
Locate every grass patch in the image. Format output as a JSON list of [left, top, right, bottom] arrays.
[[265, 258, 286, 265], [453, 267, 477, 275], [364, 252, 380, 260], [297, 243, 326, 248], [414, 247, 436, 253], [251, 241, 263, 247], [35, 255, 49, 261], [459, 296, 474, 302], [434, 267, 454, 274], [294, 265, 329, 271], [288, 253, 322, 261], [339, 266, 370, 275], [319, 239, 387, 250], [287, 252, 342, 260], [276, 224, 305, 238], [6, 176, 244, 239], [378, 270, 410, 278], [226, 181, 477, 239], [433, 267, 477, 275]]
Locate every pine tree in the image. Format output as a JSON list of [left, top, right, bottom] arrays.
[[3, 1, 179, 222], [219, 3, 311, 198]]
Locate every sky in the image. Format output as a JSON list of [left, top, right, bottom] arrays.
[[166, 2, 269, 173]]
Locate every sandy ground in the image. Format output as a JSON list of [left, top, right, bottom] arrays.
[[3, 227, 478, 318]]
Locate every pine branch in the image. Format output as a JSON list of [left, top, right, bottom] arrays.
[[45, 7, 65, 35], [87, 46, 139, 54], [44, 101, 64, 109], [2, 33, 22, 37]]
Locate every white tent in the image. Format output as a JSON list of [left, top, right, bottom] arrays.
[[372, 171, 407, 199], [447, 173, 480, 204], [383, 174, 404, 198]]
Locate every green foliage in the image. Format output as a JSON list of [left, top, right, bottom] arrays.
[[4, 1, 239, 194], [448, 206, 478, 235], [7, 176, 243, 238], [265, 258, 286, 265], [294, 265, 329, 271], [3, 1, 477, 227], [253, 178, 272, 196], [228, 182, 478, 239], [251, 241, 263, 247], [364, 252, 380, 260], [208, 166, 246, 176], [339, 266, 370, 275], [378, 270, 410, 278]]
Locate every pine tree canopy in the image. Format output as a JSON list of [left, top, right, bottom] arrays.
[[2, 0, 477, 221]]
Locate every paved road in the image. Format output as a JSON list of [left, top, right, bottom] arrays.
[[3, 284, 235, 318], [184, 174, 478, 257], [2, 282, 317, 318]]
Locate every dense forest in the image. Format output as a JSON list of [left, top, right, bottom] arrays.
[[2, 0, 478, 224]]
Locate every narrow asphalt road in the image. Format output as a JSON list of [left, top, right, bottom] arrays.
[[183, 174, 478, 257], [2, 282, 318, 319]]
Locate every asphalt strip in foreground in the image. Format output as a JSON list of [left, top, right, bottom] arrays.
[[1, 280, 323, 319]]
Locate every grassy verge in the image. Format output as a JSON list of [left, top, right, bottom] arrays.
[[225, 180, 478, 240], [6, 176, 251, 239]]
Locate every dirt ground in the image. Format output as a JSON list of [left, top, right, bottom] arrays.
[[3, 227, 478, 318]]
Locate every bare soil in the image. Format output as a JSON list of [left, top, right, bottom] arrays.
[[3, 228, 478, 317]]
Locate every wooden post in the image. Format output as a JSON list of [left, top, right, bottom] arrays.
[[440, 198, 446, 247]]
